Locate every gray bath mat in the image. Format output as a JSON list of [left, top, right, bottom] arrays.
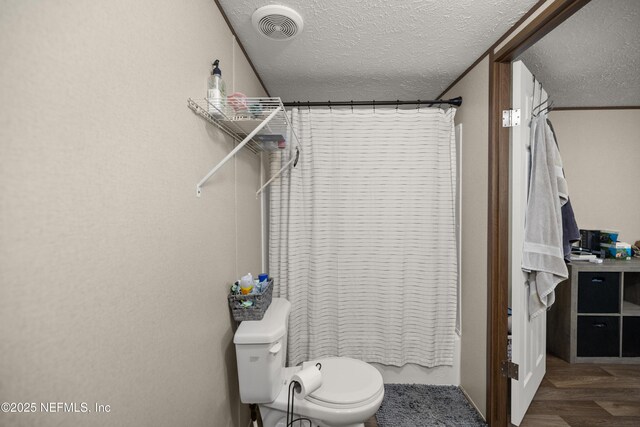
[[376, 384, 487, 427]]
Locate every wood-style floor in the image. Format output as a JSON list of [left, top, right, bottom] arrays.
[[519, 354, 640, 427]]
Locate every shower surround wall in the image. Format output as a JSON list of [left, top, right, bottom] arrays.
[[0, 1, 265, 426]]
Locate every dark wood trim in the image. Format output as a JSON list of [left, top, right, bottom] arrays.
[[487, 53, 511, 427], [213, 0, 271, 97], [552, 106, 640, 111], [493, 0, 591, 62], [487, 1, 591, 426], [436, 0, 549, 99]]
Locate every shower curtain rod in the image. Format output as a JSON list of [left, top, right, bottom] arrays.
[[282, 96, 462, 108]]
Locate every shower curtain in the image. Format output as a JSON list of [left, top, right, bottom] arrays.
[[269, 107, 457, 367]]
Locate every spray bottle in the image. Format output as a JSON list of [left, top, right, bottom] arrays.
[[207, 59, 227, 117]]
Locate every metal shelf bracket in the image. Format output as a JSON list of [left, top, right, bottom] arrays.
[[195, 105, 282, 197]]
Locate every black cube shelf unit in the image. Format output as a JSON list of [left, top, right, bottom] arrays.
[[548, 258, 640, 363]]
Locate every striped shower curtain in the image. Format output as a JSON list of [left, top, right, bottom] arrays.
[[269, 107, 457, 367]]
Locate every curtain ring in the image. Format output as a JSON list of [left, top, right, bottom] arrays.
[[350, 100, 353, 113], [417, 100, 421, 112], [328, 100, 331, 111], [396, 100, 399, 111], [307, 101, 310, 112], [373, 100, 375, 113]]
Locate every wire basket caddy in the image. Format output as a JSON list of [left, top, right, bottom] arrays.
[[227, 278, 274, 321], [188, 97, 295, 154]]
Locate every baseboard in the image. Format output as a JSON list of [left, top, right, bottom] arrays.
[[460, 385, 486, 422]]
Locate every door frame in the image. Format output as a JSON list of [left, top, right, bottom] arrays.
[[486, 1, 591, 425]]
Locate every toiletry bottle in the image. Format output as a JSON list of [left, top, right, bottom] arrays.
[[257, 273, 269, 292], [240, 273, 254, 295], [207, 59, 227, 118]]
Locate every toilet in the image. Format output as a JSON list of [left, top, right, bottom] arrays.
[[234, 298, 384, 427]]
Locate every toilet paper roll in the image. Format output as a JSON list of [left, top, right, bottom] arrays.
[[291, 366, 323, 399]]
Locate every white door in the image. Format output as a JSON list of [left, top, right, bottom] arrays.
[[510, 60, 548, 426]]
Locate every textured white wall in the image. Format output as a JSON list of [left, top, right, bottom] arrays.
[[549, 109, 640, 244], [444, 56, 489, 418], [0, 1, 265, 426]]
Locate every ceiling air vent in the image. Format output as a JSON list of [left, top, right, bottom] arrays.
[[251, 5, 304, 41]]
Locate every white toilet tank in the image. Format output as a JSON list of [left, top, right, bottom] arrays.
[[233, 298, 291, 404]]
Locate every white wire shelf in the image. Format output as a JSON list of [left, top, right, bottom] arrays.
[[188, 96, 300, 197], [188, 97, 289, 153]]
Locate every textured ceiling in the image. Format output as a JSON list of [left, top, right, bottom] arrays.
[[218, 0, 538, 101], [519, 0, 640, 107]]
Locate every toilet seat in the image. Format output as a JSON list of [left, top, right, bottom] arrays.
[[305, 357, 384, 409], [260, 359, 384, 426]]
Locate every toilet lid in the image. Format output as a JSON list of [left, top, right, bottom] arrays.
[[306, 357, 383, 407]]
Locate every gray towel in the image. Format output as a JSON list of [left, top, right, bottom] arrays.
[[522, 114, 569, 318], [561, 199, 580, 259], [547, 119, 580, 259]]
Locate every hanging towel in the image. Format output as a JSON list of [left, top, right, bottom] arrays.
[[522, 114, 569, 318], [547, 119, 580, 259], [561, 200, 580, 259]]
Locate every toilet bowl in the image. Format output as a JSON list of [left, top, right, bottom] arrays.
[[261, 358, 384, 427], [234, 298, 384, 427]]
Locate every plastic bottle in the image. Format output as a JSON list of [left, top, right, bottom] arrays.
[[256, 273, 269, 292], [207, 59, 227, 118], [240, 273, 254, 295]]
